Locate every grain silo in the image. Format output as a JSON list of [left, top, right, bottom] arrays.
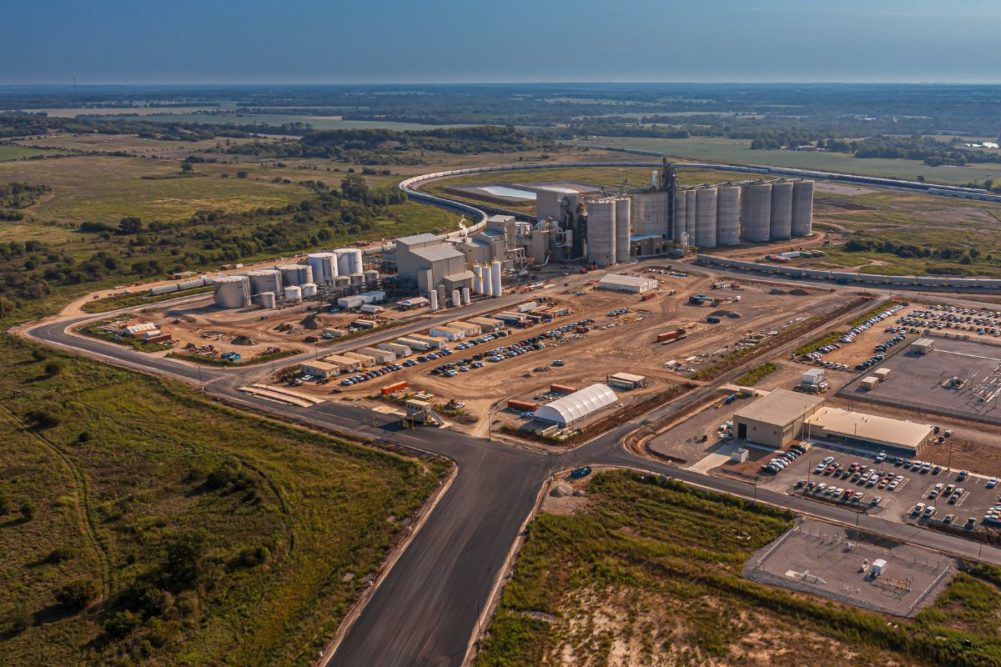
[[615, 197, 631, 263], [279, 263, 312, 287], [741, 182, 772, 243], [212, 275, 251, 309], [716, 185, 741, 246], [246, 269, 282, 296], [685, 190, 697, 239], [791, 180, 814, 237], [770, 181, 794, 240], [491, 259, 503, 297], [694, 187, 718, 248], [481, 263, 493, 297], [586, 199, 617, 267], [307, 252, 337, 285], [672, 188, 687, 241]]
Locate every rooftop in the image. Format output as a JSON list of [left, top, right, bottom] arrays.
[[805, 407, 933, 450], [733, 389, 825, 425], [396, 232, 442, 247], [411, 244, 465, 262], [598, 273, 659, 288]]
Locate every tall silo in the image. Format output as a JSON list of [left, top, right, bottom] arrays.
[[473, 264, 483, 294], [694, 187, 718, 248], [672, 188, 687, 241], [770, 180, 794, 240], [586, 199, 617, 267], [481, 264, 493, 297], [213, 275, 251, 308], [685, 190, 697, 240], [307, 252, 337, 285], [491, 259, 503, 297], [740, 183, 772, 243], [716, 185, 741, 246], [791, 180, 815, 237], [246, 269, 282, 296], [615, 197, 631, 262], [347, 249, 364, 275]]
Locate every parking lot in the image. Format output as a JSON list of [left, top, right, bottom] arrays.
[[756, 441, 1001, 541]]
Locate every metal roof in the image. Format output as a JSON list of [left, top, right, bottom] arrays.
[[533, 383, 618, 426], [805, 407, 933, 450], [733, 389, 824, 426], [396, 232, 442, 246], [411, 244, 465, 262], [609, 372, 646, 383], [597, 273, 658, 290]]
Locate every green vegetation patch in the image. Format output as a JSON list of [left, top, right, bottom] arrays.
[[734, 362, 778, 386], [0, 336, 446, 665], [794, 331, 845, 357], [81, 285, 213, 314]]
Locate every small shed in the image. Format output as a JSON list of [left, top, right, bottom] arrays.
[[860, 376, 880, 391]]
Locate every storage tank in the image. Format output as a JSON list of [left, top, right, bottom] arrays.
[[741, 183, 772, 243], [246, 269, 282, 295], [792, 180, 815, 237], [481, 263, 494, 297], [279, 263, 313, 286], [491, 259, 503, 297], [334, 275, 351, 288], [284, 285, 302, 303], [770, 181, 794, 240], [672, 189, 687, 241], [301, 282, 318, 298], [685, 190, 697, 239], [307, 252, 337, 285], [213, 275, 250, 308], [429, 290, 439, 311], [258, 291, 276, 309], [363, 269, 379, 284], [348, 273, 364, 285], [462, 287, 471, 305], [473, 264, 483, 294], [615, 197, 631, 262], [694, 187, 718, 249], [586, 199, 617, 266], [335, 248, 363, 276], [451, 289, 461, 307], [716, 185, 741, 246]]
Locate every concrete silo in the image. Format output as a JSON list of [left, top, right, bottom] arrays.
[[791, 180, 815, 237], [307, 252, 337, 285], [473, 264, 483, 294], [246, 269, 282, 296], [491, 259, 503, 297], [694, 187, 718, 249], [213, 275, 251, 308], [481, 263, 493, 297], [685, 190, 697, 240], [301, 283, 318, 298], [632, 191, 669, 238], [770, 180, 794, 240], [615, 197, 631, 263], [741, 182, 772, 243], [716, 185, 741, 246], [672, 188, 687, 241], [586, 199, 617, 267]]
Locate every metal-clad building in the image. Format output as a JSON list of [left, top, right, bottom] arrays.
[[694, 187, 718, 248], [741, 182, 772, 243], [716, 185, 741, 246], [770, 181, 794, 240], [586, 199, 617, 267], [791, 180, 814, 237], [614, 197, 631, 263]]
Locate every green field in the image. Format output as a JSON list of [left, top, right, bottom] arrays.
[[0, 145, 60, 161], [0, 335, 446, 665], [132, 112, 475, 132], [575, 136, 1001, 187], [477, 471, 1001, 666]]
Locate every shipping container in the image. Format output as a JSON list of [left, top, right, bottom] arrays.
[[656, 329, 685, 343], [550, 384, 577, 394], [381, 381, 408, 396], [507, 399, 539, 412]]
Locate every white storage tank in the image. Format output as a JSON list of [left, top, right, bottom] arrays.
[[451, 289, 461, 307], [335, 248, 363, 276], [685, 190, 697, 239], [586, 199, 617, 267], [482, 263, 494, 297], [334, 275, 351, 288], [284, 285, 302, 303], [259, 291, 276, 309], [716, 185, 741, 246], [694, 187, 718, 249], [770, 181, 794, 240], [741, 182, 772, 243], [363, 269, 380, 284], [473, 264, 483, 294], [462, 286, 471, 305], [301, 282, 318, 298], [429, 290, 439, 311], [614, 197, 631, 263], [491, 259, 503, 297], [792, 180, 814, 237], [348, 273, 364, 285], [279, 263, 312, 286], [246, 269, 282, 295], [307, 252, 337, 285], [213, 275, 251, 308]]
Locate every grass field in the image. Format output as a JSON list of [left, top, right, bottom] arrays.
[[130, 112, 475, 132], [0, 144, 61, 161], [477, 471, 1001, 666], [575, 136, 1001, 187], [0, 335, 447, 665]]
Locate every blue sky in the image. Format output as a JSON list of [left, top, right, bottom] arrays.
[[2, 0, 999, 84]]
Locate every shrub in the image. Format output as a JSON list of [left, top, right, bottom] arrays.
[[55, 578, 98, 610], [44, 546, 76, 564]]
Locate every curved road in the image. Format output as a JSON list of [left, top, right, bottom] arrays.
[[22, 168, 1001, 667]]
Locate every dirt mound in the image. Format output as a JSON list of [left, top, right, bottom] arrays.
[[768, 288, 786, 295], [709, 310, 742, 319], [300, 314, 324, 330], [550, 483, 573, 498], [789, 288, 809, 296], [231, 335, 256, 346]]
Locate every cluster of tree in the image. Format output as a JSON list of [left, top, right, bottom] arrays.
[[0, 112, 276, 141], [844, 235, 985, 266], [847, 135, 1001, 166], [0, 181, 50, 220]]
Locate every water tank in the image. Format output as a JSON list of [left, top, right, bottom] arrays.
[[615, 197, 631, 263], [452, 289, 461, 307], [363, 269, 379, 284], [462, 287, 471, 305], [482, 264, 494, 297], [259, 291, 276, 309], [246, 269, 282, 295], [307, 252, 337, 285], [716, 185, 741, 246], [586, 199, 617, 266], [792, 180, 815, 237], [430, 290, 439, 311], [694, 187, 718, 249], [672, 189, 687, 241], [301, 282, 318, 298], [284, 285, 302, 303], [491, 259, 503, 297], [473, 264, 483, 294], [334, 275, 351, 288], [279, 263, 312, 286], [685, 190, 697, 239], [770, 181, 794, 240], [741, 183, 772, 243], [335, 248, 362, 276], [213, 275, 250, 308]]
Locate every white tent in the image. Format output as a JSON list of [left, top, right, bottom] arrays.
[[533, 384, 618, 427]]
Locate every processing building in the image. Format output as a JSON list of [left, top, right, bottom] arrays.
[[394, 232, 474, 301], [733, 389, 825, 448]]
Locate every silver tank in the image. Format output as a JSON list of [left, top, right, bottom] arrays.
[[279, 263, 312, 286], [615, 197, 631, 263], [792, 180, 815, 237], [245, 269, 282, 295], [716, 185, 741, 246], [770, 181, 794, 240], [694, 187, 718, 249], [741, 182, 772, 243], [212, 275, 250, 308]]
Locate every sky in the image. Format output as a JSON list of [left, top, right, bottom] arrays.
[[2, 0, 1000, 85]]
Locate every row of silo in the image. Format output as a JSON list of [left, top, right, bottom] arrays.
[[770, 180, 794, 240], [740, 182, 773, 243], [716, 185, 741, 246], [694, 187, 717, 248]]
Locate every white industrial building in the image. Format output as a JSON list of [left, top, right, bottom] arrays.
[[597, 273, 658, 294], [532, 383, 619, 427]]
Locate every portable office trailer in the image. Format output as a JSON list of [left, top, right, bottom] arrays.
[[357, 347, 396, 364]]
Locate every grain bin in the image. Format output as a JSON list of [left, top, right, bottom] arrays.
[[716, 185, 741, 246], [586, 199, 617, 267], [770, 180, 794, 240], [279, 263, 312, 286], [258, 291, 276, 309], [284, 285, 302, 303], [694, 187, 718, 248], [307, 252, 337, 285], [792, 180, 814, 237], [213, 275, 250, 308], [615, 197, 632, 263], [741, 182, 772, 242], [246, 269, 282, 295]]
